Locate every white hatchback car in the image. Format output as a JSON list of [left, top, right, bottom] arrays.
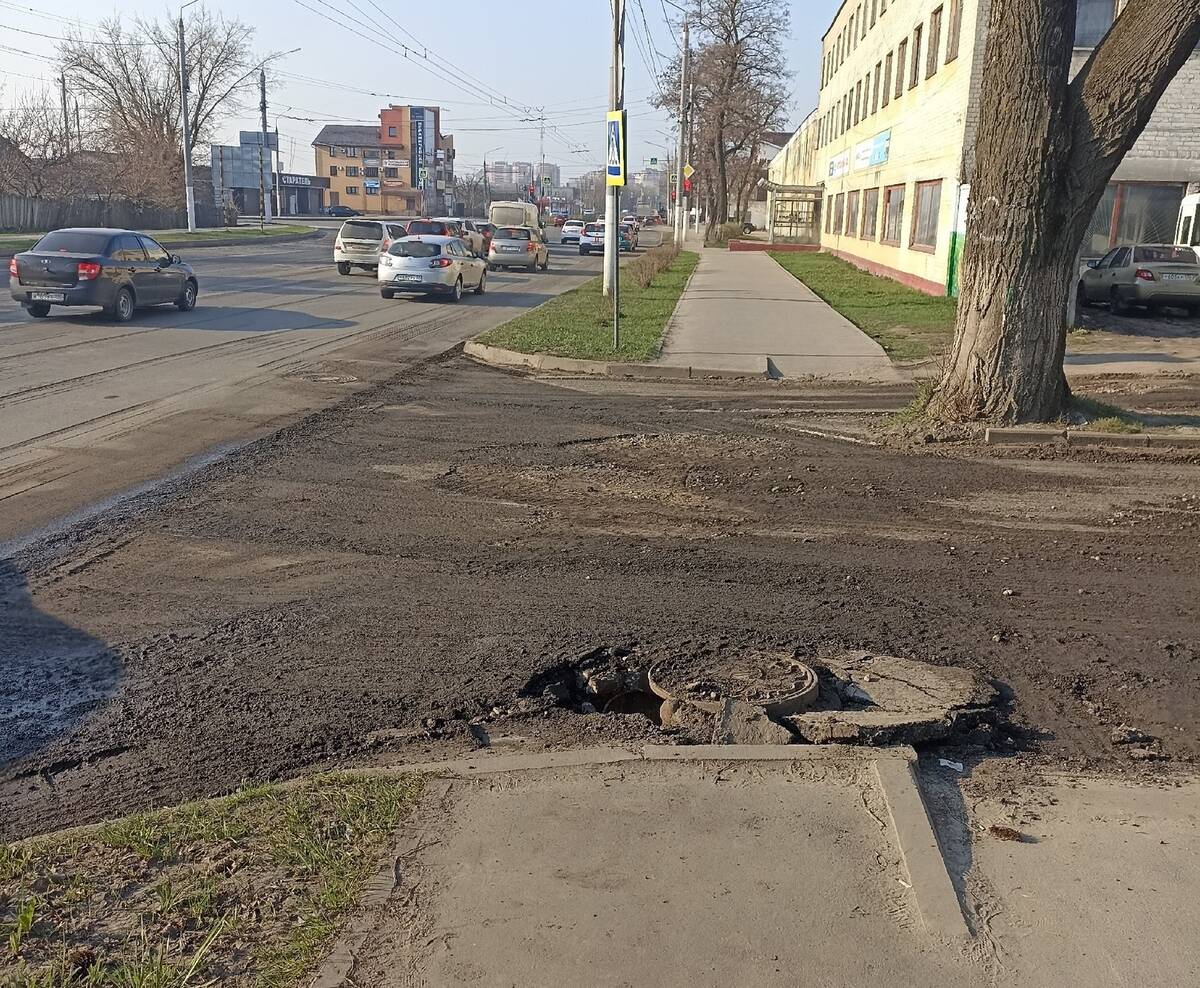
[[578, 222, 605, 255], [378, 236, 486, 302], [561, 219, 585, 244]]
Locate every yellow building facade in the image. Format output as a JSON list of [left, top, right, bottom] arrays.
[[812, 0, 982, 295]]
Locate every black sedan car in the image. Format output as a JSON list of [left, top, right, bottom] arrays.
[[326, 205, 360, 217], [8, 228, 198, 322]]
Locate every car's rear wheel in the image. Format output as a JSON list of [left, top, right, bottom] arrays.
[[381, 288, 395, 300], [1076, 282, 1090, 310], [26, 302, 51, 318], [1110, 287, 1131, 316], [527, 259, 537, 272], [337, 262, 351, 275], [475, 270, 487, 295], [109, 287, 135, 323], [176, 279, 197, 311], [448, 277, 463, 303], [580, 247, 588, 255]]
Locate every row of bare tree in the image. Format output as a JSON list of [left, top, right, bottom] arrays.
[[0, 9, 259, 208], [654, 0, 791, 242]]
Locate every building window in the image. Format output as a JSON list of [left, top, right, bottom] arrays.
[[826, 196, 834, 234], [847, 190, 861, 237], [345, 185, 359, 195], [910, 25, 923, 89], [364, 167, 379, 178], [927, 7, 943, 77], [860, 3, 866, 38], [883, 184, 906, 245], [871, 0, 878, 27], [895, 40, 908, 98], [388, 126, 397, 137], [946, 0, 963, 61], [850, 12, 856, 47], [911, 179, 942, 250], [854, 80, 863, 124], [343, 147, 358, 157], [881, 0, 887, 11], [384, 167, 398, 179], [834, 193, 846, 235], [873, 62, 882, 113], [346, 166, 360, 177], [329, 166, 338, 176], [329, 146, 337, 158], [1075, 0, 1118, 48], [883, 52, 893, 107], [365, 185, 378, 196], [862, 187, 880, 239]]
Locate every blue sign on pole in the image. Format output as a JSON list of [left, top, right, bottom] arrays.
[[606, 110, 626, 187]]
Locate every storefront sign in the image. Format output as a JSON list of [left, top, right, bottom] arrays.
[[411, 111, 427, 187], [279, 173, 329, 188], [853, 130, 891, 172], [365, 179, 380, 193], [827, 151, 850, 179]]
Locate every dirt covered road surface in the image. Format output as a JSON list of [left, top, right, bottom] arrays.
[[3, 357, 1199, 838]]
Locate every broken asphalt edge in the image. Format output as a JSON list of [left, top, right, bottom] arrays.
[[308, 745, 971, 986], [985, 426, 1200, 449]]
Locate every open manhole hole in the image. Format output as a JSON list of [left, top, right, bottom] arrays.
[[521, 646, 997, 748]]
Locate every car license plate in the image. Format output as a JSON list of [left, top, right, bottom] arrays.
[[501, 246, 519, 252], [1163, 273, 1192, 281], [394, 274, 421, 283], [30, 292, 65, 302]]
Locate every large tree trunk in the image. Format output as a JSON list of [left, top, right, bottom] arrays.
[[931, 0, 1200, 424]]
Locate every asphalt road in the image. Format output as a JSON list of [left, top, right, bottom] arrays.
[[0, 227, 598, 541]]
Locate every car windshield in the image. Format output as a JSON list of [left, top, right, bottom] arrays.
[[495, 227, 531, 240], [340, 221, 383, 240], [390, 241, 441, 257], [406, 221, 446, 235], [585, 224, 602, 234], [32, 231, 111, 254], [1134, 245, 1199, 264]]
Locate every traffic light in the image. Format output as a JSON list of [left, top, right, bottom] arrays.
[[683, 177, 693, 194], [670, 191, 677, 203]]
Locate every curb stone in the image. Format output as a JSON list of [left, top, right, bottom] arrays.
[[985, 427, 1200, 449], [463, 341, 770, 381]]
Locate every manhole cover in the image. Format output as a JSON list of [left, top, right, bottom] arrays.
[[648, 652, 819, 718]]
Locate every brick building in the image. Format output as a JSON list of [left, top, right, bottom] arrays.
[[313, 106, 454, 216], [775, 0, 1200, 295]]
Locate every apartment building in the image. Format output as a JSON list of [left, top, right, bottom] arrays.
[[313, 106, 454, 216], [808, 0, 1200, 296]]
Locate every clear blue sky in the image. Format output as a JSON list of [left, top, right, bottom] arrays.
[[0, 0, 838, 178]]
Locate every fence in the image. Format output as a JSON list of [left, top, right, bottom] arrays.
[[0, 194, 219, 233]]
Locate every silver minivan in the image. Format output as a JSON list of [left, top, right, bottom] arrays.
[[335, 219, 408, 275]]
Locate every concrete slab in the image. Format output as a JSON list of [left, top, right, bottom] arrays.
[[346, 754, 980, 987], [658, 249, 902, 381], [935, 773, 1200, 987]]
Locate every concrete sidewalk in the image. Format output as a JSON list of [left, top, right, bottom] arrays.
[[658, 248, 902, 381]]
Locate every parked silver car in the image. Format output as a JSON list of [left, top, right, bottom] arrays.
[[488, 225, 549, 272], [377, 236, 486, 302], [334, 219, 408, 275], [1078, 243, 1200, 316]]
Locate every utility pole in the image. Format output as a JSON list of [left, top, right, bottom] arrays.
[[258, 68, 271, 229], [674, 18, 689, 244], [274, 125, 283, 217], [683, 79, 694, 242], [604, 0, 625, 306], [59, 72, 70, 155], [177, 16, 197, 232], [538, 109, 545, 212]]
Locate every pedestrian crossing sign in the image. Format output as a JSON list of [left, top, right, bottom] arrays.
[[606, 110, 626, 187]]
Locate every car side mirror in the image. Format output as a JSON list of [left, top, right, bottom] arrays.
[[170, 254, 182, 265]]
